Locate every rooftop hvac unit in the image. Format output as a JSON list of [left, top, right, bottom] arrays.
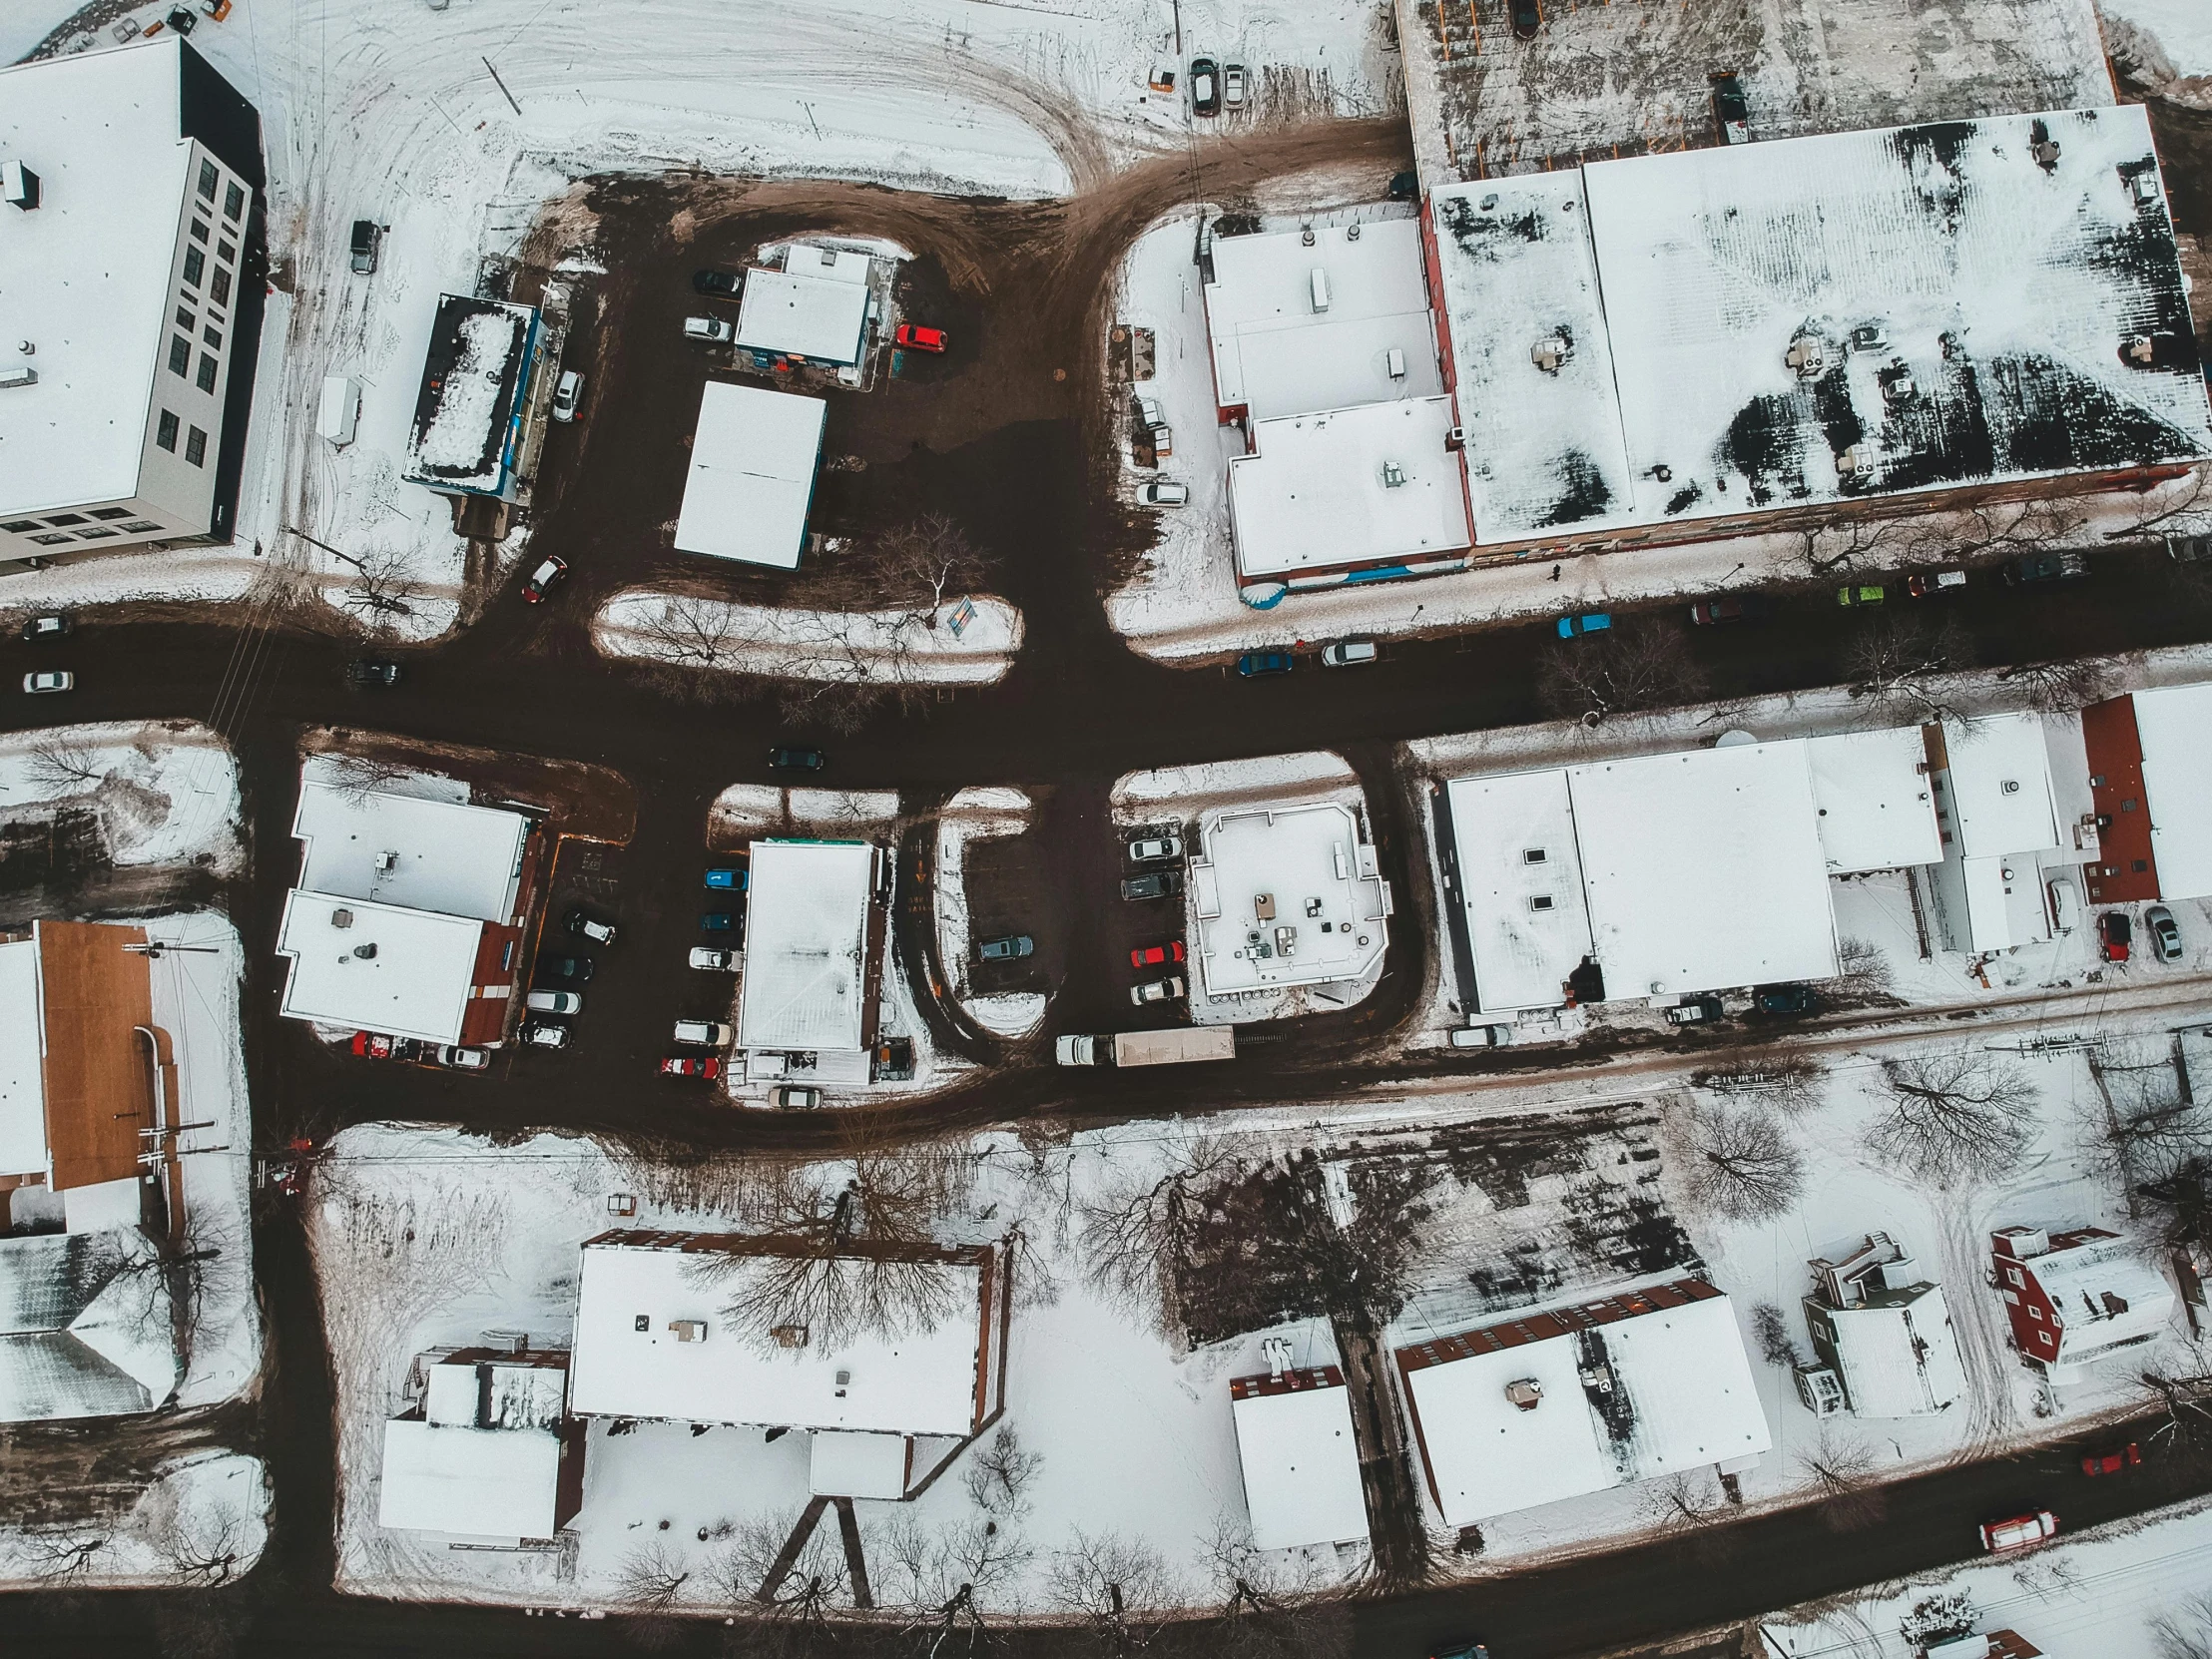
[[1531, 336, 1570, 373], [1503, 1378, 1542, 1410], [1784, 333, 1825, 378], [1848, 322, 1887, 353], [1794, 1364, 1846, 1417], [1837, 444, 1866, 477], [2, 161, 40, 211], [1346, 221, 1361, 241], [329, 908, 354, 929], [772, 1323, 809, 1349], [0, 366, 36, 390], [2030, 137, 2061, 170], [1261, 1336, 1294, 1381], [1381, 461, 1407, 489], [670, 1319, 708, 1343], [374, 850, 399, 874], [1386, 346, 1406, 380], [1309, 268, 1332, 312]]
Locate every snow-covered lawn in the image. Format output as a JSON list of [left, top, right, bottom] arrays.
[[934, 788, 1042, 1038], [0, 1452, 269, 1592], [597, 590, 1024, 688], [710, 783, 903, 842], [0, 721, 245, 875]]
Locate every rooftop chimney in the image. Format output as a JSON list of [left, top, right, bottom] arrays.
[[3, 161, 40, 211]]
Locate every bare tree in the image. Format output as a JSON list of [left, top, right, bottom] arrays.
[[962, 1423, 1044, 1519], [1995, 656, 2113, 715], [1831, 936, 1896, 1003], [1691, 1052, 1828, 1116], [718, 1505, 846, 1607], [1751, 1302, 1804, 1370], [333, 547, 424, 632], [2152, 1590, 2212, 1659], [147, 1479, 249, 1587], [1865, 1050, 2036, 1186], [1078, 1134, 1251, 1334], [873, 515, 994, 624], [319, 753, 414, 805], [1536, 623, 1709, 726], [1798, 518, 1902, 575], [24, 734, 106, 796], [1797, 1427, 1887, 1532], [1684, 1101, 1804, 1222], [2138, 1365, 2212, 1461], [638, 595, 744, 667], [1934, 499, 2087, 561], [2139, 1156, 2212, 1253], [617, 1538, 694, 1647], [1044, 1527, 1173, 1654], [1845, 614, 1972, 723], [2114, 466, 2212, 540], [1197, 1520, 1351, 1659], [1637, 1468, 1727, 1536], [23, 1531, 109, 1583]]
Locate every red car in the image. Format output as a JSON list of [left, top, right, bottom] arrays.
[[895, 322, 947, 353], [660, 1056, 721, 1079], [350, 1031, 391, 1059], [1130, 940, 1187, 969], [2099, 910, 2132, 962], [521, 555, 568, 603], [2082, 1443, 2141, 1475]]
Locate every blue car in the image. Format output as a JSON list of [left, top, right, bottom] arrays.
[[1236, 650, 1294, 677], [1556, 612, 1612, 639], [705, 868, 747, 890], [700, 912, 737, 932]]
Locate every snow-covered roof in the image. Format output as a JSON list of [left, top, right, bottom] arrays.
[[274, 889, 483, 1045], [1203, 220, 1442, 420], [1570, 743, 1840, 997], [1228, 1369, 1369, 1551], [1441, 771, 1594, 1014], [735, 252, 872, 363], [1956, 853, 2052, 954], [292, 781, 528, 924], [1427, 180, 1634, 541], [1940, 714, 2061, 856], [402, 294, 537, 494], [1819, 1286, 1968, 1417], [1229, 398, 1471, 578], [809, 1429, 910, 1499], [1397, 1279, 1770, 1527], [0, 938, 45, 1182], [1805, 727, 1943, 873], [738, 839, 878, 1053], [1187, 802, 1391, 998], [0, 39, 197, 518], [2132, 683, 2212, 899], [423, 1353, 567, 1429], [567, 1232, 994, 1436], [0, 1229, 177, 1423], [673, 380, 827, 570], [2018, 1231, 2176, 1365], [377, 1418, 563, 1539]]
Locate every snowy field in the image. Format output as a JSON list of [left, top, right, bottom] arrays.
[[0, 721, 245, 877], [597, 590, 1024, 688]]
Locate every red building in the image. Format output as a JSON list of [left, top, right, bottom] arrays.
[[1990, 1225, 2175, 1380]]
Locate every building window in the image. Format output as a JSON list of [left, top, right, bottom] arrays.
[[176, 304, 196, 330], [203, 325, 223, 349], [196, 354, 219, 393], [29, 533, 74, 546], [210, 267, 233, 307], [2004, 1266, 2022, 1286], [121, 521, 162, 534], [89, 507, 133, 520], [2027, 1305, 2042, 1320], [2, 520, 40, 534], [169, 335, 192, 376], [185, 426, 208, 467], [198, 158, 219, 202], [157, 410, 181, 451], [190, 219, 210, 246], [183, 248, 205, 287], [43, 513, 86, 526], [218, 240, 236, 267], [1521, 847, 1548, 864], [224, 182, 245, 221]]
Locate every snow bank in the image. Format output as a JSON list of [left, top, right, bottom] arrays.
[[1113, 751, 1358, 817], [0, 721, 244, 874], [709, 783, 902, 841], [597, 590, 1024, 687]]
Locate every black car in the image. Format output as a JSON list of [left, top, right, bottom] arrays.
[[1121, 870, 1185, 901], [768, 746, 827, 772], [544, 955, 595, 983], [1190, 57, 1221, 116], [693, 268, 742, 298], [347, 658, 401, 687], [1755, 984, 1816, 1015], [349, 218, 380, 275], [1510, 0, 1541, 39], [19, 613, 71, 644], [1709, 72, 1749, 143], [1688, 595, 1768, 625], [2004, 550, 2088, 585], [565, 907, 618, 946]]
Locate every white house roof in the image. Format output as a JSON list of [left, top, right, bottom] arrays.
[[1187, 802, 1391, 998], [808, 1428, 910, 1499], [0, 938, 46, 1182], [1203, 219, 1441, 420], [738, 839, 877, 1053], [2133, 683, 2212, 899], [274, 889, 482, 1045], [292, 781, 528, 924], [1441, 771, 1594, 1014], [1941, 714, 2061, 857], [673, 380, 826, 570], [735, 258, 871, 364], [0, 39, 194, 518], [1804, 727, 1943, 874], [1229, 397, 1472, 578], [1570, 743, 1840, 997], [1427, 178, 1634, 542], [1397, 1280, 1770, 1528], [567, 1234, 990, 1436], [377, 1418, 563, 1539], [1825, 1288, 1968, 1417], [1229, 1372, 1370, 1551], [2026, 1234, 2176, 1365]]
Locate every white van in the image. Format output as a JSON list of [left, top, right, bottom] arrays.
[[2046, 876, 2080, 935], [673, 1019, 733, 1047], [318, 375, 359, 447], [1449, 1024, 1514, 1048]]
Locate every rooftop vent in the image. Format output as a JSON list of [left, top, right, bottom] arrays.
[[1784, 334, 1825, 378], [2030, 137, 2061, 171], [351, 942, 378, 960], [1848, 322, 1888, 353], [374, 850, 398, 874], [1504, 1378, 1543, 1410], [1346, 221, 1361, 242], [1261, 1336, 1294, 1381], [1878, 359, 1917, 405], [669, 1319, 708, 1343], [329, 907, 354, 929], [1309, 267, 1332, 312], [2001, 779, 2021, 795], [1380, 461, 1407, 489], [634, 1314, 650, 1333], [2, 161, 40, 212]]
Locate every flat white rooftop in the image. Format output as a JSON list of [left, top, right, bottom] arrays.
[[275, 890, 482, 1045], [1229, 398, 1471, 579], [734, 253, 871, 364], [293, 781, 527, 924], [0, 39, 195, 517], [0, 939, 45, 1181], [1940, 714, 2061, 857], [1571, 743, 1840, 997], [2134, 684, 2212, 899], [378, 1418, 563, 1539], [568, 1235, 988, 1436], [1442, 771, 1594, 1015], [1229, 1371, 1370, 1551], [1204, 219, 1441, 420], [674, 380, 827, 570], [1189, 802, 1390, 998], [738, 839, 876, 1052], [1804, 727, 1943, 874]]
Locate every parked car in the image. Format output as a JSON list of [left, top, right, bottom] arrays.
[[2005, 550, 2088, 585], [660, 1055, 721, 1079], [1979, 1510, 2057, 1553], [1237, 650, 1294, 677], [349, 218, 380, 275], [895, 322, 948, 353], [1128, 834, 1183, 863], [22, 671, 72, 694], [1837, 583, 1886, 607], [433, 1044, 490, 1071], [689, 946, 738, 971], [2169, 534, 2211, 565], [1908, 569, 1968, 597], [768, 745, 827, 772], [1322, 638, 1380, 667], [1122, 870, 1185, 901], [521, 555, 567, 603], [2099, 910, 2133, 962], [1710, 71, 1749, 143], [19, 614, 70, 643], [1510, 0, 1540, 36], [1190, 57, 1221, 115], [543, 954, 594, 983], [705, 867, 747, 890], [2081, 1443, 2142, 1476], [1755, 985, 1817, 1015], [1140, 479, 1190, 507], [2047, 875, 2081, 936], [1131, 941, 1187, 968], [1131, 975, 1186, 1005], [347, 658, 401, 687], [1428, 1641, 1489, 1659], [1449, 1024, 1514, 1049], [521, 1020, 570, 1049], [683, 314, 735, 343], [770, 1084, 824, 1109], [2145, 903, 2183, 962], [1556, 612, 1611, 638], [350, 1031, 392, 1060], [1387, 170, 1421, 202], [565, 908, 616, 946], [550, 369, 584, 422], [1134, 394, 1168, 433], [525, 989, 582, 1016], [673, 1019, 733, 1046], [1664, 997, 1724, 1026], [1688, 596, 1768, 625], [1223, 63, 1248, 108], [693, 268, 742, 298], [700, 911, 737, 932], [978, 934, 1034, 961]]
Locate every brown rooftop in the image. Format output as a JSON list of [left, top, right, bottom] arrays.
[[35, 920, 156, 1191]]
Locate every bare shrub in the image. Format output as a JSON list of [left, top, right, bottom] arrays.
[[1865, 1050, 2036, 1185], [1684, 1101, 1803, 1222], [2152, 1591, 2212, 1659], [1751, 1302, 1803, 1370], [962, 1423, 1044, 1519], [1832, 936, 1895, 1002]]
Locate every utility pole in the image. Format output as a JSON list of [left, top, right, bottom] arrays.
[[482, 56, 523, 118]]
